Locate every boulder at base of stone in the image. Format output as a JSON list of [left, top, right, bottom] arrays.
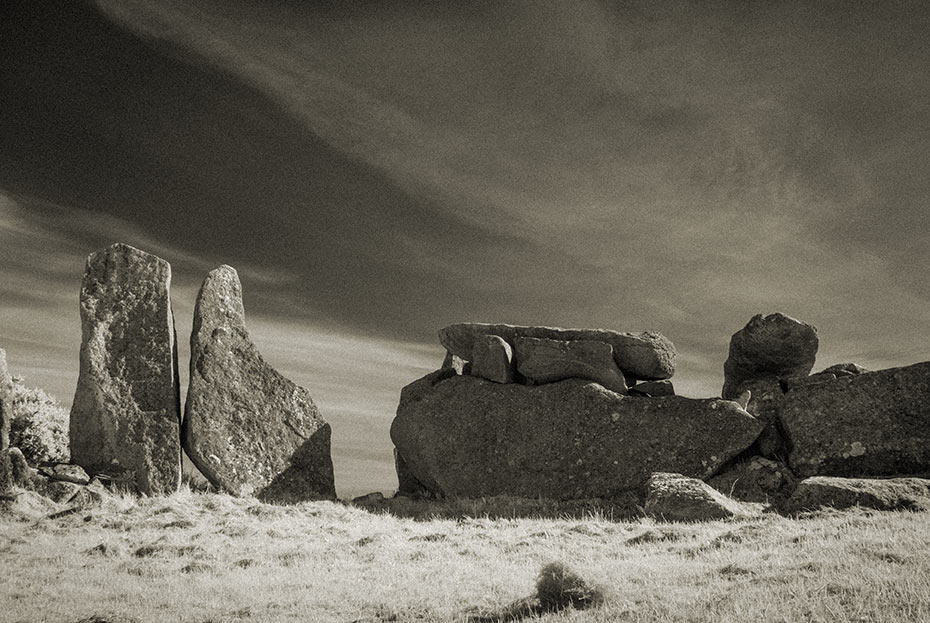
[[439, 323, 675, 380], [69, 244, 181, 496], [781, 361, 930, 478], [707, 457, 797, 505], [471, 335, 514, 384], [0, 348, 12, 493], [390, 374, 763, 499], [183, 266, 335, 503], [644, 472, 753, 521], [784, 476, 930, 512], [722, 313, 818, 399], [513, 337, 627, 394]]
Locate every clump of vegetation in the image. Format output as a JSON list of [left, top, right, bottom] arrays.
[[9, 376, 69, 465], [535, 561, 605, 611]]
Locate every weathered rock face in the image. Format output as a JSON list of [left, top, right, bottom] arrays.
[[784, 476, 930, 512], [513, 337, 627, 394], [390, 374, 762, 499], [781, 362, 930, 478], [644, 472, 752, 521], [818, 362, 868, 378], [707, 457, 797, 504], [471, 335, 514, 384], [69, 244, 181, 496], [0, 348, 12, 492], [629, 380, 675, 397], [439, 323, 675, 380], [735, 379, 787, 458], [183, 265, 335, 503], [722, 313, 818, 399]]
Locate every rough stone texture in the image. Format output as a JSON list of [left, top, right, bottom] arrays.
[[784, 476, 930, 512], [9, 447, 34, 487], [394, 448, 435, 498], [31, 478, 84, 504], [441, 351, 471, 376], [39, 463, 90, 485], [818, 362, 869, 378], [0, 349, 12, 493], [390, 374, 763, 499], [781, 362, 930, 478], [513, 337, 627, 394], [69, 244, 181, 496], [644, 472, 752, 521], [439, 323, 675, 380], [629, 380, 675, 397], [722, 313, 818, 399], [708, 457, 797, 504], [183, 265, 335, 503], [471, 335, 514, 384], [734, 379, 787, 458]]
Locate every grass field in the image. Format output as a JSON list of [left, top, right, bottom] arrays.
[[2, 487, 929, 623]]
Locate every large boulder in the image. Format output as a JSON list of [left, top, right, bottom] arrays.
[[390, 374, 763, 499], [513, 337, 627, 394], [784, 476, 930, 512], [707, 456, 797, 505], [722, 313, 818, 399], [69, 244, 181, 496], [183, 266, 335, 503], [0, 348, 12, 493], [781, 361, 930, 478], [438, 323, 675, 380], [644, 472, 753, 521]]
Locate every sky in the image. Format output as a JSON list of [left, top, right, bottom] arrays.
[[2, 0, 930, 498]]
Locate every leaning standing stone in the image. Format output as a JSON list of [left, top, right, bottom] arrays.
[[0, 348, 13, 492], [69, 244, 181, 495], [183, 266, 336, 503]]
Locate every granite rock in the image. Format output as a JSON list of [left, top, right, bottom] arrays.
[[513, 337, 627, 394], [784, 476, 930, 512], [390, 374, 762, 499], [781, 362, 930, 478], [69, 244, 181, 496], [183, 265, 335, 503], [722, 313, 818, 399], [471, 335, 514, 384], [439, 323, 675, 380], [644, 472, 752, 521]]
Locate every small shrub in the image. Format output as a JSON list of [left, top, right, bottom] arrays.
[[9, 376, 69, 465], [535, 561, 605, 611]]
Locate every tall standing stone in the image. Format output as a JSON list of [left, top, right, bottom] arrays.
[[1, 348, 13, 492], [183, 266, 336, 503], [69, 244, 181, 495]]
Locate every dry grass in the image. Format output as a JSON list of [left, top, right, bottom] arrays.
[[2, 487, 929, 623]]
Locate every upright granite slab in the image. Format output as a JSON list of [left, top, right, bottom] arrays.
[[439, 323, 675, 381], [69, 244, 181, 495], [183, 266, 335, 503], [391, 373, 762, 499], [1, 348, 13, 493], [781, 361, 930, 477]]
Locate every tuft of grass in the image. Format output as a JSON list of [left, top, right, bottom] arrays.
[[535, 561, 606, 611]]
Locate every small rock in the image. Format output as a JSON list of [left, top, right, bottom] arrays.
[[708, 457, 797, 505], [34, 479, 84, 504], [514, 337, 627, 394], [39, 464, 90, 485], [441, 351, 471, 376], [470, 335, 515, 384], [628, 380, 675, 397], [352, 491, 385, 505], [722, 313, 818, 399], [644, 472, 753, 521], [784, 476, 930, 512], [9, 447, 35, 487], [818, 362, 869, 378], [535, 562, 604, 611]]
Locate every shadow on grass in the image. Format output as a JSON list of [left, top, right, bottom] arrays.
[[349, 492, 644, 522]]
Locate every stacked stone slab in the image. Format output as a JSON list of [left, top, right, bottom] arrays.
[[69, 244, 181, 496], [392, 323, 767, 500], [183, 266, 336, 503], [1, 348, 13, 493]]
